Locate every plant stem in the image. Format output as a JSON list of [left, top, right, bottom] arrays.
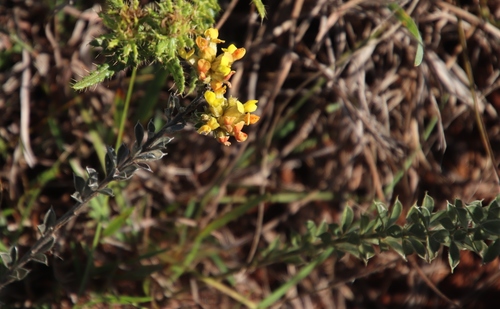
[[116, 66, 138, 150], [79, 221, 103, 296]]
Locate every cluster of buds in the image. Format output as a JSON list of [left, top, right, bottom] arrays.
[[179, 28, 260, 146]]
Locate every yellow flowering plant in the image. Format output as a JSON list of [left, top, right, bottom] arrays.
[[180, 28, 260, 146]]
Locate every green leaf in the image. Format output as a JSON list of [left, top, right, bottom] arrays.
[[467, 204, 485, 224], [32, 253, 48, 266], [340, 206, 354, 234], [406, 206, 420, 224], [388, 199, 402, 227], [482, 239, 500, 264], [427, 237, 440, 262], [387, 225, 403, 238], [439, 216, 455, 230], [402, 239, 415, 256], [409, 237, 426, 259], [73, 63, 116, 91], [257, 247, 334, 309], [422, 193, 435, 213], [408, 223, 426, 239], [252, 0, 267, 21], [387, 3, 424, 66], [487, 199, 500, 219], [359, 214, 371, 234], [481, 219, 500, 235], [448, 241, 460, 273], [453, 229, 467, 242], [431, 229, 450, 244], [456, 208, 470, 229], [383, 237, 406, 260], [103, 207, 135, 237]]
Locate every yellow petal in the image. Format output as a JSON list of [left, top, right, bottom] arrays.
[[243, 100, 258, 113]]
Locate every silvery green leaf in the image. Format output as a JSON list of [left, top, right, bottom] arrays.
[[114, 165, 138, 180], [147, 119, 156, 141], [136, 162, 152, 173], [73, 174, 86, 194], [9, 246, 18, 265], [165, 123, 185, 133], [135, 121, 145, 148], [43, 206, 56, 230], [86, 167, 99, 191], [37, 223, 46, 235], [0, 252, 12, 267], [105, 145, 116, 176], [71, 192, 83, 203], [39, 236, 56, 253], [135, 149, 167, 162], [98, 187, 114, 197], [117, 143, 130, 167], [151, 136, 173, 148], [32, 253, 48, 266], [12, 268, 30, 280]]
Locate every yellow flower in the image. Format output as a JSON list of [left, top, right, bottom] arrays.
[[197, 90, 260, 146]]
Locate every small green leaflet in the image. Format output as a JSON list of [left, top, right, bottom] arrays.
[[388, 3, 424, 67]]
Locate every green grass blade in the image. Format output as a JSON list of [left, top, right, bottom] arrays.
[[388, 3, 424, 66], [258, 247, 335, 308]]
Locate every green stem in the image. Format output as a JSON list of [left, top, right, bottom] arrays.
[[115, 66, 138, 150]]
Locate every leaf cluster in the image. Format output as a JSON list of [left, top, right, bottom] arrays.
[[259, 194, 500, 273], [73, 0, 220, 92], [0, 95, 197, 290]]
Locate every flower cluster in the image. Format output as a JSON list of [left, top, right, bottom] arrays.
[[180, 28, 259, 146]]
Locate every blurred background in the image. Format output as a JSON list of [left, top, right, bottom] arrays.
[[1, 0, 500, 307]]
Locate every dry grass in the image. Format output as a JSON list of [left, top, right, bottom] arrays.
[[1, 0, 500, 308]]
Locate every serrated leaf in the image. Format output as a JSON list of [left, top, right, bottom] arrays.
[[13, 267, 30, 280], [340, 206, 354, 233], [388, 199, 402, 227], [39, 236, 56, 253], [135, 122, 145, 148], [73, 63, 115, 90], [448, 241, 460, 273], [481, 219, 500, 235], [98, 187, 114, 197], [73, 174, 86, 194], [32, 253, 48, 266], [455, 198, 464, 208], [375, 202, 388, 218], [252, 0, 266, 21], [420, 207, 431, 227]]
